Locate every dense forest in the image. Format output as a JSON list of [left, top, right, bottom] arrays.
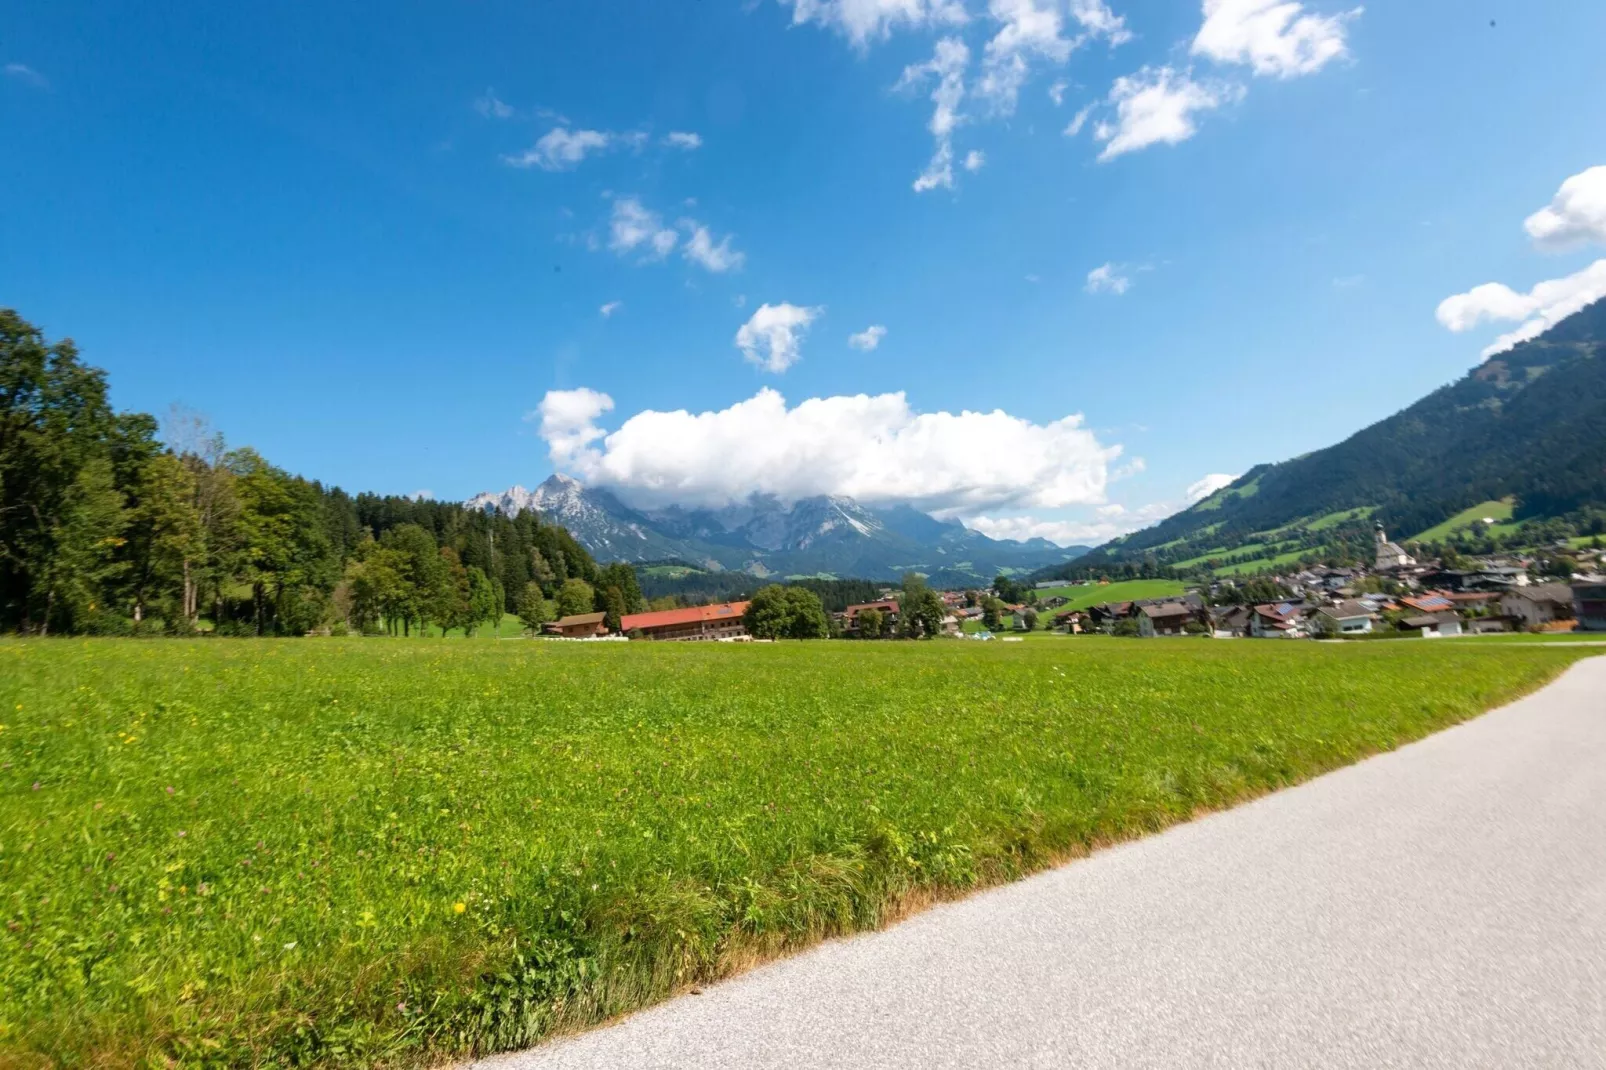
[[0, 308, 648, 636], [1059, 295, 1606, 575], [635, 564, 885, 613]]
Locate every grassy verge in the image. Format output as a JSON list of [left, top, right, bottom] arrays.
[[0, 638, 1591, 1065]]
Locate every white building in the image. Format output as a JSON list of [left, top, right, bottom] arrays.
[[1374, 523, 1416, 571]]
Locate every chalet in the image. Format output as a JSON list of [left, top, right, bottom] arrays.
[[1137, 602, 1198, 637], [838, 600, 900, 638], [621, 601, 750, 641], [1315, 600, 1374, 636], [1250, 602, 1305, 638], [1210, 604, 1252, 638], [545, 612, 610, 638], [1500, 584, 1575, 630], [1398, 612, 1461, 637], [1572, 577, 1606, 632], [1400, 592, 1457, 616]]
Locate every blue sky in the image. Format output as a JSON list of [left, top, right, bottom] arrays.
[[5, 0, 1606, 546]]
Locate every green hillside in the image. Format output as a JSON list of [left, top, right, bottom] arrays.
[[1055, 296, 1606, 577]]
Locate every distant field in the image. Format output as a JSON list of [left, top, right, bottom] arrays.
[[1032, 578, 1186, 609], [1410, 498, 1515, 544], [4, 637, 1588, 1065]]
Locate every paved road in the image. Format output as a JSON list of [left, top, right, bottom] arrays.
[[480, 658, 1606, 1070]]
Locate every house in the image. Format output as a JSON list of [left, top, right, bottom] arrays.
[[940, 614, 962, 636], [1571, 577, 1606, 632], [545, 612, 610, 638], [1087, 601, 1134, 630], [1315, 600, 1374, 636], [1398, 612, 1461, 637], [1210, 604, 1252, 638], [1400, 592, 1457, 616], [1373, 523, 1417, 571], [1137, 602, 1197, 636], [838, 599, 900, 637], [621, 601, 750, 641], [1500, 584, 1576, 630], [1250, 602, 1304, 638]]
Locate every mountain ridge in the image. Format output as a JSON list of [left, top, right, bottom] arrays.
[[467, 476, 1087, 582]]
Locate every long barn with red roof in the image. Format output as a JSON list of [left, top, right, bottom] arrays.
[[620, 601, 751, 642]]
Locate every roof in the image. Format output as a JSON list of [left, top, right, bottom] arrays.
[[1321, 600, 1372, 620], [621, 601, 750, 631], [1141, 602, 1193, 619], [844, 600, 899, 615], [1402, 593, 1456, 613], [1505, 583, 1574, 606], [1400, 614, 1443, 628], [551, 612, 607, 627]]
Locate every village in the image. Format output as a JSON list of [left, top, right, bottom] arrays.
[[534, 524, 1606, 642]]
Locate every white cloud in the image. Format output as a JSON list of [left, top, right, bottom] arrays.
[[735, 303, 824, 373], [504, 127, 614, 170], [665, 131, 704, 150], [898, 37, 971, 193], [608, 197, 680, 260], [474, 89, 514, 119], [1048, 79, 1069, 106], [1094, 66, 1241, 161], [535, 388, 614, 471], [1085, 262, 1130, 295], [1186, 472, 1239, 502], [966, 499, 1175, 547], [1192, 0, 1358, 79], [849, 324, 889, 350], [963, 149, 986, 172], [1064, 103, 1094, 136], [535, 386, 1122, 514], [780, 0, 968, 48], [1524, 165, 1606, 251], [600, 300, 623, 318], [975, 0, 1129, 117], [680, 221, 746, 273], [4, 62, 47, 88], [1435, 260, 1606, 358]]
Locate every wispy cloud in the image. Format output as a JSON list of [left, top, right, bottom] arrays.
[[474, 88, 514, 119], [664, 131, 703, 150], [848, 324, 888, 351], [4, 63, 48, 89], [600, 300, 623, 318]]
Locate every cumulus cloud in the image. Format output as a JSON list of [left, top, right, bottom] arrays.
[[534, 388, 614, 471], [1524, 165, 1606, 250], [534, 386, 1122, 514], [962, 149, 987, 172], [474, 88, 514, 119], [1186, 472, 1239, 502], [608, 197, 679, 260], [1085, 262, 1130, 295], [898, 37, 971, 193], [779, 0, 968, 48], [600, 300, 623, 318], [965, 499, 1176, 547], [681, 221, 746, 273], [504, 127, 614, 170], [1192, 0, 1359, 79], [1048, 79, 1069, 106], [1435, 260, 1606, 358], [735, 304, 824, 373], [664, 131, 704, 150], [1094, 66, 1241, 161], [849, 324, 888, 350]]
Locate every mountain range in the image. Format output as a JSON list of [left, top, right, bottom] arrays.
[[467, 475, 1087, 584], [1059, 295, 1606, 576]]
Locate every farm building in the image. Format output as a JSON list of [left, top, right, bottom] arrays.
[[545, 612, 610, 638], [621, 601, 750, 641]]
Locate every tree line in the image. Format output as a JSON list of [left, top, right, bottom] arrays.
[[0, 308, 648, 636]]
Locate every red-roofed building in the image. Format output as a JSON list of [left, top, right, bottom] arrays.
[[620, 601, 751, 642]]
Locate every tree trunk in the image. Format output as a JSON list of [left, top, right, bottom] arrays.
[[41, 588, 54, 637]]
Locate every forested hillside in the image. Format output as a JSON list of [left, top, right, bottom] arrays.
[[1060, 296, 1606, 577], [0, 309, 625, 636]]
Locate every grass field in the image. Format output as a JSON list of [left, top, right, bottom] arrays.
[[1409, 498, 1515, 544], [0, 638, 1591, 1066], [1030, 578, 1186, 609]]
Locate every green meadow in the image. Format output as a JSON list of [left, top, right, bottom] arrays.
[[0, 638, 1591, 1066], [1029, 578, 1185, 609]]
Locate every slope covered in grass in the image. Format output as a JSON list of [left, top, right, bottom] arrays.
[[0, 639, 1589, 1065]]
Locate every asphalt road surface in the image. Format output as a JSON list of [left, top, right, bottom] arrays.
[[479, 656, 1606, 1070]]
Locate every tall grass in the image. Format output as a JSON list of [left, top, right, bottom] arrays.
[[0, 638, 1588, 1065]]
